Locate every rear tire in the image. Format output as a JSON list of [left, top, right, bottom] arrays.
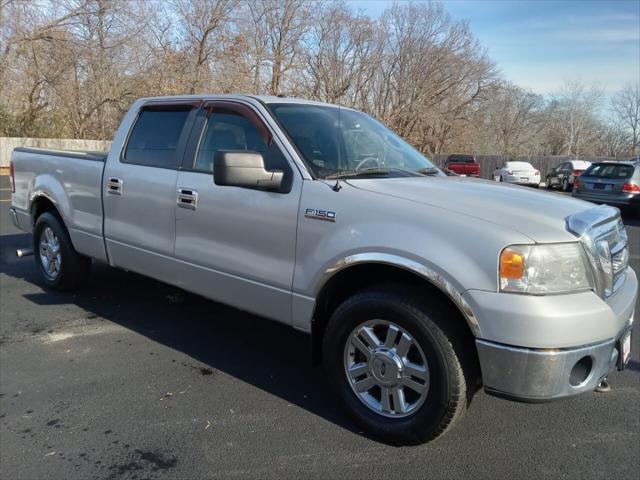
[[322, 287, 470, 445], [33, 212, 91, 290]]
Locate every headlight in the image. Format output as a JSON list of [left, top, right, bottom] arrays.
[[499, 243, 593, 294]]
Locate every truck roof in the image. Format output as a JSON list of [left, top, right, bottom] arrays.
[[136, 94, 347, 109]]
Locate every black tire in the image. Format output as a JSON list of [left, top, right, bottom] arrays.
[[545, 178, 552, 189], [561, 177, 569, 192], [499, 175, 503, 182], [322, 287, 470, 445], [33, 212, 91, 290]]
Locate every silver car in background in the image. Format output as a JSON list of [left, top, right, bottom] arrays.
[[572, 160, 640, 215], [493, 161, 541, 187]]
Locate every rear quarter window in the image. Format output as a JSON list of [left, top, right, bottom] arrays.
[[124, 107, 192, 168], [583, 163, 635, 179]]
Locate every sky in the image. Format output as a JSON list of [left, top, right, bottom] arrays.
[[350, 0, 640, 96]]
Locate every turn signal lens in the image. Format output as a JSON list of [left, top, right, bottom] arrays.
[[500, 249, 525, 279]]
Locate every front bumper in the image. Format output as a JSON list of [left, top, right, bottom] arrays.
[[466, 267, 637, 401], [476, 327, 628, 402]]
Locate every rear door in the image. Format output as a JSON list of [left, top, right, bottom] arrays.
[[172, 100, 302, 325], [103, 101, 199, 277]]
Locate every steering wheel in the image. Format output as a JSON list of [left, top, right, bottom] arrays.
[[354, 157, 381, 170]]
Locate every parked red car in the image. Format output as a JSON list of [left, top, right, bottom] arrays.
[[445, 154, 480, 176]]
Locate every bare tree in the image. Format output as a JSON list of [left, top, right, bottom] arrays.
[[482, 84, 544, 154], [0, 0, 623, 158], [611, 83, 640, 155], [171, 0, 236, 94], [597, 121, 630, 158], [547, 80, 603, 156], [305, 2, 382, 105], [261, 0, 311, 95]]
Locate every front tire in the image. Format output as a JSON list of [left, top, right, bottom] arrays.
[[561, 177, 569, 192], [322, 287, 469, 445], [33, 212, 91, 290]]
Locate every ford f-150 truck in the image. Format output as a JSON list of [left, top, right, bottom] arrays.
[[10, 95, 637, 445]]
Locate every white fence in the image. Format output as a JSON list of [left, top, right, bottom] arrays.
[[0, 137, 112, 167]]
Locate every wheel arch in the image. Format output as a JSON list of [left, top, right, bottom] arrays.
[[310, 254, 482, 365], [30, 194, 64, 226]]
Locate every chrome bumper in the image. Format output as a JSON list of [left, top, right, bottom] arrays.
[[9, 207, 19, 228], [476, 319, 632, 402], [9, 207, 32, 233]]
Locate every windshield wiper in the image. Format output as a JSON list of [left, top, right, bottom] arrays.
[[325, 167, 394, 179], [415, 167, 442, 176]]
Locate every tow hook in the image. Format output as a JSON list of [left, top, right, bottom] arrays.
[[594, 377, 611, 393], [16, 248, 33, 258]]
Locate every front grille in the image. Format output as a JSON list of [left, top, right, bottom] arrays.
[[610, 221, 629, 294], [566, 206, 629, 299]]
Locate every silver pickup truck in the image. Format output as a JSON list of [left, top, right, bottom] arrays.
[[9, 95, 637, 444]]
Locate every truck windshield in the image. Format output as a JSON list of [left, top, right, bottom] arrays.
[[268, 103, 440, 179]]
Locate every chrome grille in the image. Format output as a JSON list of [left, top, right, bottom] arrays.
[[610, 221, 629, 294], [566, 205, 629, 298]]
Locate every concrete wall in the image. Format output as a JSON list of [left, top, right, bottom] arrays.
[[0, 137, 112, 167]]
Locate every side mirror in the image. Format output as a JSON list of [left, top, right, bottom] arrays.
[[551, 167, 556, 172], [214, 151, 283, 191]]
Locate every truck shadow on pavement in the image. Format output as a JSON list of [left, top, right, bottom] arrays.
[[1, 232, 363, 436]]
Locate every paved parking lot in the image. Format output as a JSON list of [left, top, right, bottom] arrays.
[[0, 176, 638, 479]]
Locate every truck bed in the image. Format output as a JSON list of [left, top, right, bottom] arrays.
[[13, 146, 108, 162], [10, 147, 108, 262]]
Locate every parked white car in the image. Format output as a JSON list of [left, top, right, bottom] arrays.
[[493, 161, 540, 187]]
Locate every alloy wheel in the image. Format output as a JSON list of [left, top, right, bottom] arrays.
[[343, 319, 429, 418], [39, 226, 62, 280]]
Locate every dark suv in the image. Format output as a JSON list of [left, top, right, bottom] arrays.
[[572, 160, 640, 213]]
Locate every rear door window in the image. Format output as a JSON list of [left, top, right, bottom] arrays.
[[124, 106, 193, 168], [583, 164, 634, 179]]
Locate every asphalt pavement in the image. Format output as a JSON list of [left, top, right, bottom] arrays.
[[0, 175, 639, 479]]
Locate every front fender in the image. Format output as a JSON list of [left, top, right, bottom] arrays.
[[315, 251, 482, 336]]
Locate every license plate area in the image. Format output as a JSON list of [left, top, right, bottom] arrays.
[[594, 183, 612, 191], [520, 177, 529, 182], [617, 328, 632, 371]]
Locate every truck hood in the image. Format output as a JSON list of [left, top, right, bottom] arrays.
[[347, 176, 594, 243]]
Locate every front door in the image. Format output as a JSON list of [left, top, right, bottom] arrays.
[[173, 101, 302, 324]]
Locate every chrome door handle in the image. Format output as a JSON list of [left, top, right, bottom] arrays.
[[107, 177, 123, 195], [177, 188, 198, 210]]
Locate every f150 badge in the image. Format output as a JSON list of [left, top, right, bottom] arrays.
[[305, 208, 336, 222]]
